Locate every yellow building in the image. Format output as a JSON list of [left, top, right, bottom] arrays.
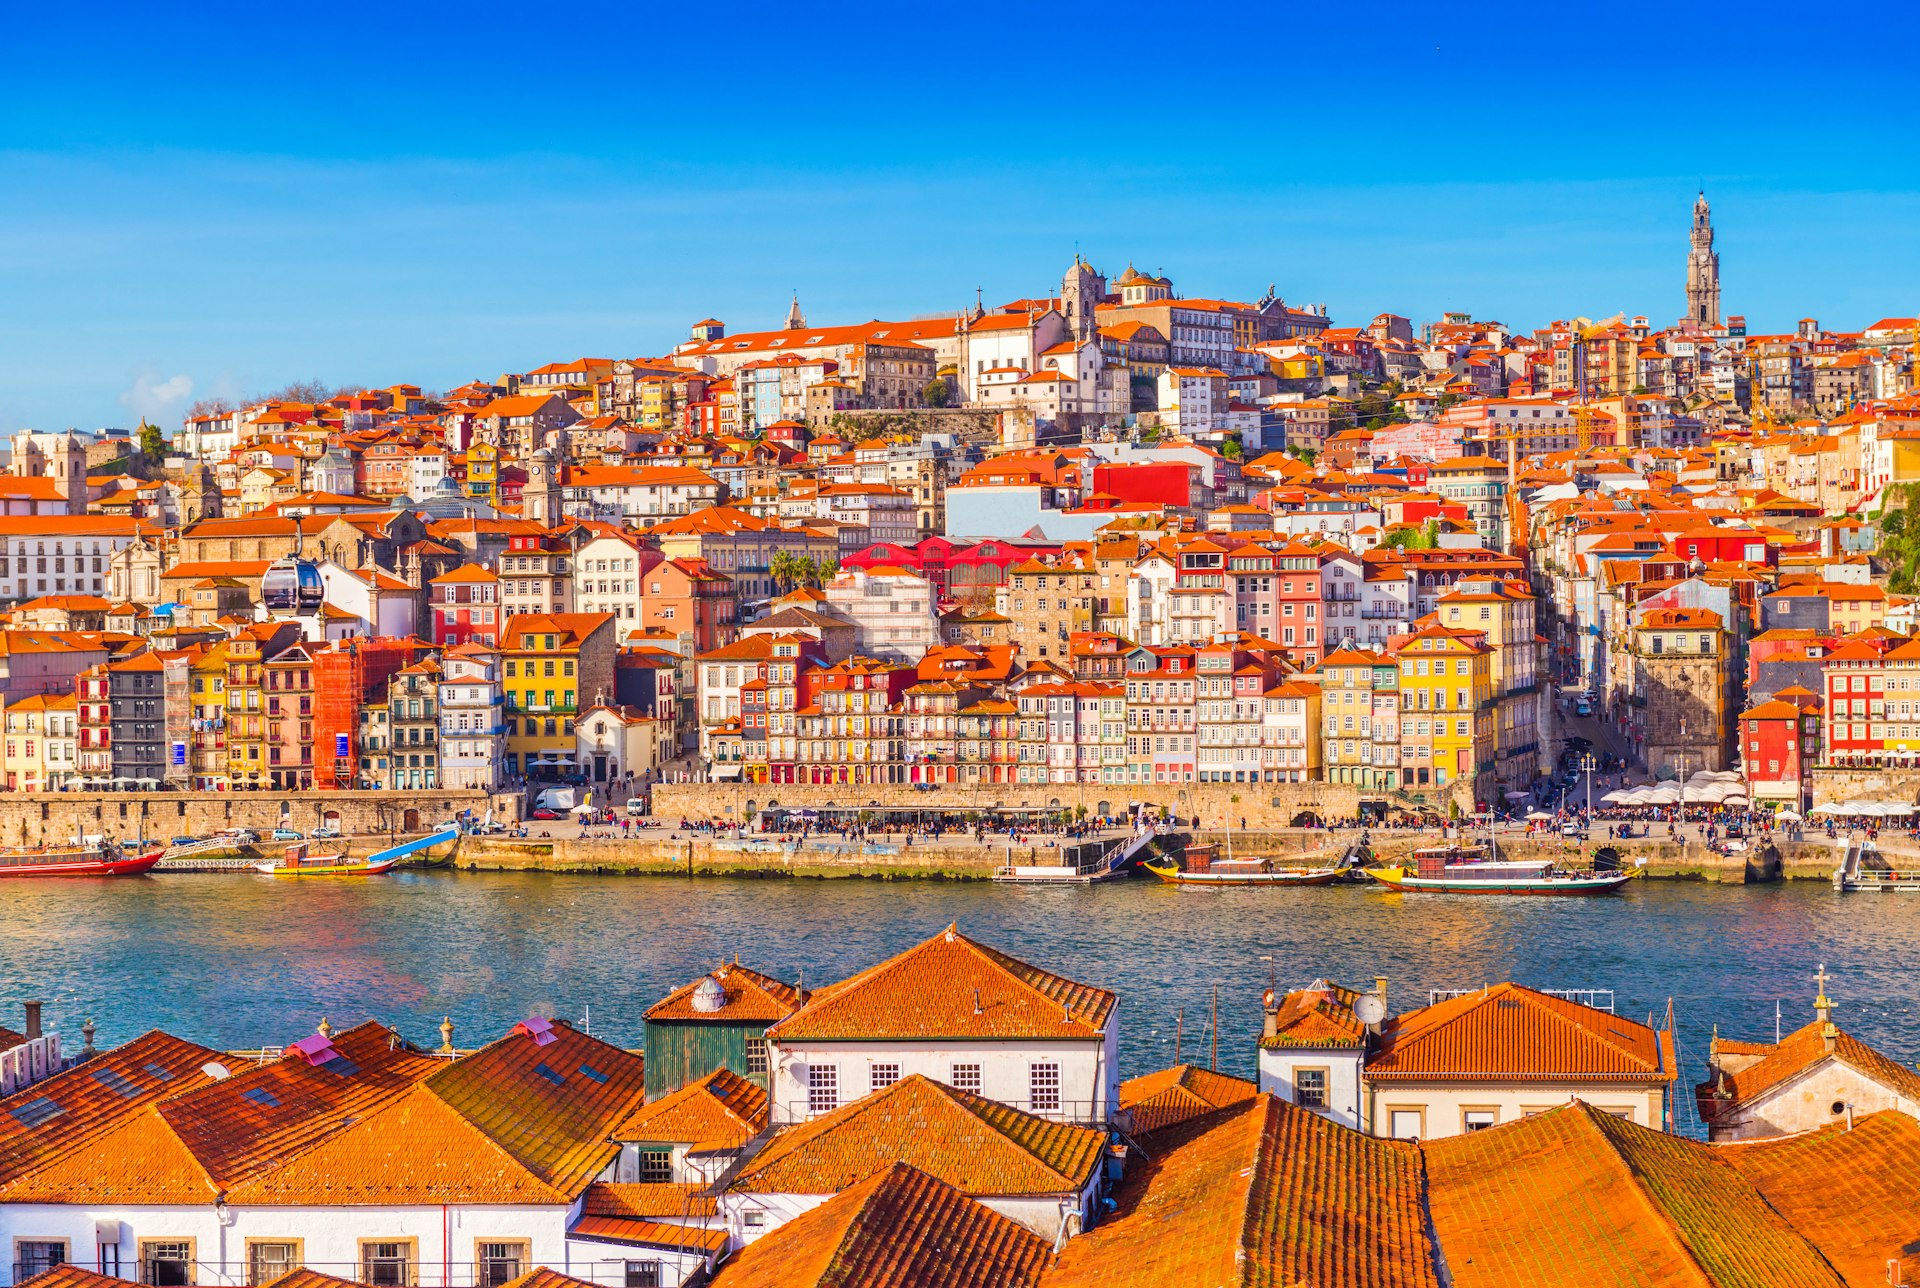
[[224, 623, 297, 789], [190, 642, 230, 791], [2, 694, 77, 792], [466, 441, 501, 504], [500, 612, 617, 780], [1435, 578, 1541, 791], [1392, 624, 1494, 796]]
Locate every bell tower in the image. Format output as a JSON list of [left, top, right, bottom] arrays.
[[1062, 255, 1105, 347], [1685, 192, 1721, 327]]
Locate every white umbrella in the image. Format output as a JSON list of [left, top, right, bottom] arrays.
[[1600, 790, 1630, 804], [1810, 803, 1843, 815], [1721, 793, 1749, 806], [1503, 791, 1531, 801], [1526, 810, 1554, 821], [1775, 809, 1803, 822], [1645, 786, 1681, 805], [569, 802, 596, 815]]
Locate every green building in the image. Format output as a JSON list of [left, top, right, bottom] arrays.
[[642, 961, 805, 1100]]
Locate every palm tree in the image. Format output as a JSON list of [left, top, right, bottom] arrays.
[[769, 551, 798, 592]]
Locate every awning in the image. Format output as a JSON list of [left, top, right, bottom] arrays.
[[711, 765, 744, 781]]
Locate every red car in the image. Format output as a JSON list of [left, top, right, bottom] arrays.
[[530, 808, 560, 820]]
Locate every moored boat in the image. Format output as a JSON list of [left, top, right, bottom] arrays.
[[1144, 842, 1343, 886], [254, 841, 399, 878], [1368, 843, 1631, 895], [0, 841, 163, 878]]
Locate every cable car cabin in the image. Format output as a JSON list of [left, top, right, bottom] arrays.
[[260, 557, 325, 614]]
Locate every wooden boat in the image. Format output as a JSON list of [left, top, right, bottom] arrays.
[[0, 842, 162, 878], [254, 841, 399, 878], [1143, 855, 1343, 886], [1367, 844, 1630, 895], [1145, 841, 1343, 886]]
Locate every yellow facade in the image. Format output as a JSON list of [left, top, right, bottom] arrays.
[[503, 628, 582, 778], [1393, 627, 1494, 792]]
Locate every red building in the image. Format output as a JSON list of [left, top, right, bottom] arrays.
[[1274, 540, 1326, 668], [841, 536, 1060, 600], [312, 637, 419, 789], [1089, 461, 1192, 509], [1740, 687, 1821, 811], [429, 564, 501, 648]]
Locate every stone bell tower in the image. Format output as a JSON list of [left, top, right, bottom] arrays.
[[1686, 192, 1721, 327]]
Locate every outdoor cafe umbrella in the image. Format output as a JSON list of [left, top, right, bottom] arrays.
[[1525, 810, 1554, 821], [1775, 809, 1803, 822], [1810, 803, 1844, 815]]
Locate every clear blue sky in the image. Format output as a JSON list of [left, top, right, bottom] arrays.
[[4, 3, 1918, 433]]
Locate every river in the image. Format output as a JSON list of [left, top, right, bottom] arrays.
[[9, 872, 1918, 1136]]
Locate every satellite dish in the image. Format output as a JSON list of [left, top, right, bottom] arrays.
[[1353, 994, 1387, 1026], [201, 1062, 231, 1081]]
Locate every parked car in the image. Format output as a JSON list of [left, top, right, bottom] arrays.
[[1560, 822, 1587, 840], [218, 828, 260, 844], [1573, 699, 1593, 716], [309, 826, 341, 840], [270, 828, 303, 841], [472, 821, 508, 835], [530, 808, 560, 821], [169, 835, 197, 847], [624, 798, 647, 816]]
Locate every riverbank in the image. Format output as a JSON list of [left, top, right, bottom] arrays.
[[449, 829, 1856, 883]]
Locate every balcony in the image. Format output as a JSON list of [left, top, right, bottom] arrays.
[[505, 699, 578, 715]]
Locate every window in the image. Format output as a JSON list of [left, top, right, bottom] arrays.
[[1388, 1109, 1423, 1140], [1292, 1068, 1328, 1109], [1463, 1109, 1497, 1132], [1029, 1062, 1060, 1112], [742, 1211, 766, 1229], [870, 1063, 900, 1092], [140, 1241, 194, 1287], [359, 1242, 413, 1287], [745, 1037, 768, 1075], [17, 1241, 67, 1281], [639, 1149, 672, 1183], [807, 1064, 838, 1114], [951, 1063, 982, 1095], [623, 1263, 662, 1288], [246, 1243, 299, 1286], [477, 1242, 528, 1288]]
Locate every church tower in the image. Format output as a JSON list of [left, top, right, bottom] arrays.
[[1061, 255, 1106, 347], [1686, 192, 1721, 327]]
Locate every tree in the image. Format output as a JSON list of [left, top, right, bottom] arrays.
[[1883, 509, 1907, 538], [922, 377, 951, 408], [263, 379, 336, 404], [769, 551, 799, 592], [136, 421, 166, 459], [1220, 436, 1243, 460]]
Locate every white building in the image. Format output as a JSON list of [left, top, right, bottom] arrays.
[[562, 466, 723, 523], [0, 517, 155, 603], [821, 567, 938, 663], [317, 562, 419, 639], [764, 925, 1120, 1128], [439, 642, 507, 791], [1256, 980, 1676, 1140]]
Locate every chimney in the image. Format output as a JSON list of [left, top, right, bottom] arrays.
[[1374, 976, 1389, 1015], [24, 1001, 42, 1040]]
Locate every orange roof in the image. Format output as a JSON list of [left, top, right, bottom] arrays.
[[429, 563, 500, 585], [1425, 1101, 1844, 1287], [766, 924, 1114, 1042], [1367, 983, 1676, 1084], [1697, 1019, 1920, 1127], [1259, 980, 1368, 1050], [610, 1067, 767, 1151], [730, 1074, 1103, 1197], [710, 1162, 1051, 1288], [1048, 1094, 1439, 1287], [644, 961, 804, 1024], [578, 1179, 718, 1220], [1117, 1064, 1259, 1135], [1722, 1111, 1920, 1286]]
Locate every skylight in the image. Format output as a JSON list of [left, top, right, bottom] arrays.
[[90, 1067, 140, 1099], [242, 1087, 281, 1109], [9, 1098, 62, 1129], [143, 1062, 176, 1082], [533, 1062, 568, 1087], [577, 1063, 609, 1085]]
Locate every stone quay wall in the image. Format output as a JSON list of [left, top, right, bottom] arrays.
[[647, 781, 1471, 828], [0, 790, 511, 847], [456, 834, 1031, 879]]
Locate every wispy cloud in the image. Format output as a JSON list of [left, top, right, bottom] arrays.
[[119, 368, 194, 422]]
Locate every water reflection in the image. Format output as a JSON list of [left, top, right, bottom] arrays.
[[6, 873, 1917, 1137]]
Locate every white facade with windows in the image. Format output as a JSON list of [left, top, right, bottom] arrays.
[[766, 1036, 1117, 1127]]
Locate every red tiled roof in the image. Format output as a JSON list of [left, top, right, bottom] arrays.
[[710, 1161, 1050, 1288], [1048, 1094, 1440, 1287], [644, 962, 804, 1024], [730, 1075, 1102, 1196], [1697, 1019, 1920, 1126], [1117, 1064, 1259, 1135], [767, 925, 1114, 1042], [1367, 983, 1676, 1083], [610, 1067, 768, 1150]]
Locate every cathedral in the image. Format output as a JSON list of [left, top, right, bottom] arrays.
[[1686, 191, 1721, 326]]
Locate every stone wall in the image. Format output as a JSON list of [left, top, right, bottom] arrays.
[[648, 780, 1455, 829], [1809, 766, 1920, 807], [0, 790, 511, 847]]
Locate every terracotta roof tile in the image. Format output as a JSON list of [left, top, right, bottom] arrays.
[[568, 1214, 729, 1254], [581, 1179, 718, 1219], [611, 1067, 768, 1150], [1425, 1101, 1844, 1287], [1721, 1111, 1920, 1285], [1116, 1064, 1259, 1135], [1697, 1019, 1920, 1126], [767, 925, 1114, 1042], [730, 1075, 1102, 1197], [1368, 983, 1676, 1083], [710, 1162, 1050, 1288], [1048, 1094, 1440, 1287], [644, 962, 805, 1024]]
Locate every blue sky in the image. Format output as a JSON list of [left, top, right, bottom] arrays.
[[4, 3, 1918, 433]]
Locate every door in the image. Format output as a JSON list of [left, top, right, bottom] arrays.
[[402, 808, 419, 832]]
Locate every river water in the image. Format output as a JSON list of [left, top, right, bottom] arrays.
[[10, 872, 1918, 1135]]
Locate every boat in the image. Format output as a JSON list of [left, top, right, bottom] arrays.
[[254, 823, 459, 877], [0, 840, 163, 878], [1367, 842, 1631, 895], [1143, 842, 1343, 886]]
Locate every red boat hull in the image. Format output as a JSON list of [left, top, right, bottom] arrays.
[[0, 848, 163, 878]]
